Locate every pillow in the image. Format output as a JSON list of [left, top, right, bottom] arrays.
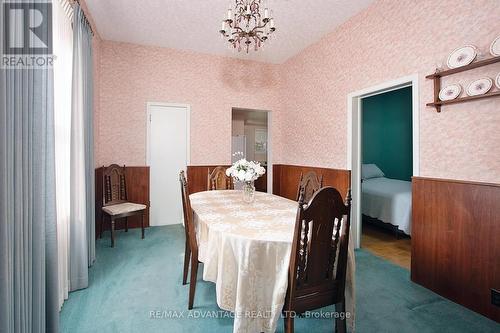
[[361, 164, 384, 180]]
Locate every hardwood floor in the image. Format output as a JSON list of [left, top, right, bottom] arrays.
[[361, 222, 411, 270]]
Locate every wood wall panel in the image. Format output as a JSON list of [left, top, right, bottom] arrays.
[[95, 167, 103, 238], [188, 164, 350, 200], [272, 164, 351, 201], [124, 167, 150, 228], [186, 165, 230, 194], [273, 164, 282, 196], [254, 167, 267, 192], [95, 166, 150, 237], [411, 177, 500, 322]]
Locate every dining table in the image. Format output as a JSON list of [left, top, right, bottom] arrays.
[[189, 190, 355, 333]]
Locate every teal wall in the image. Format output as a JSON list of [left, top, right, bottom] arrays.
[[362, 86, 413, 181]]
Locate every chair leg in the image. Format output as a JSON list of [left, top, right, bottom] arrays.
[[335, 300, 347, 333], [284, 313, 294, 333], [111, 218, 115, 248], [188, 255, 198, 310], [141, 213, 145, 239], [182, 240, 191, 285], [125, 217, 128, 232]]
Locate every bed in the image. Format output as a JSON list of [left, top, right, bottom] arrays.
[[361, 164, 412, 236]]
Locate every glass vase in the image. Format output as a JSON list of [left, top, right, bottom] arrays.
[[242, 181, 255, 203]]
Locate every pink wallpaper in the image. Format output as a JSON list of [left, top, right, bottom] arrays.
[[279, 0, 500, 183], [96, 41, 282, 166], [94, 0, 500, 183]]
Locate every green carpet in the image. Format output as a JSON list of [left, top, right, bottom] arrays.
[[60, 225, 499, 332]]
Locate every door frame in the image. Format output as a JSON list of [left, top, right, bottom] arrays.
[[146, 102, 191, 166], [346, 74, 419, 249], [231, 107, 273, 194]]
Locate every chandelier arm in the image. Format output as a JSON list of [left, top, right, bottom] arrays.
[[253, 34, 264, 43], [251, 23, 268, 31]]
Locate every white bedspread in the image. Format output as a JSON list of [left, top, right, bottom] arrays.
[[361, 177, 412, 235]]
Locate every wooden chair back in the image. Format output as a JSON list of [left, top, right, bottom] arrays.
[[103, 164, 128, 207], [286, 186, 352, 313], [296, 171, 323, 202], [207, 166, 234, 190], [180, 171, 198, 254]]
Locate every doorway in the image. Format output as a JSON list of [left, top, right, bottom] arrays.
[[359, 86, 413, 269], [231, 108, 271, 192], [347, 75, 419, 254], [147, 103, 190, 226]]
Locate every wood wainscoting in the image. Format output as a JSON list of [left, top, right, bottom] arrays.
[[272, 164, 351, 201], [412, 177, 500, 322], [95, 166, 150, 237], [187, 164, 350, 199], [186, 165, 266, 194], [186, 165, 231, 194]]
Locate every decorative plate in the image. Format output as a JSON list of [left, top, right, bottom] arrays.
[[495, 73, 500, 90], [490, 35, 500, 56], [447, 45, 477, 69], [466, 78, 493, 96], [439, 84, 462, 101]]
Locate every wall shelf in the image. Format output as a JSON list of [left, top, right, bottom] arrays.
[[426, 90, 500, 107], [426, 56, 500, 112]]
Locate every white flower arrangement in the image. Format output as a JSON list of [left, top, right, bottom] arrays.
[[226, 158, 266, 183]]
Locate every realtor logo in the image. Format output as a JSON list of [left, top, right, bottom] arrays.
[[2, 0, 54, 68]]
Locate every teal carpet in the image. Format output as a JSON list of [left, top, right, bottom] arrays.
[[60, 225, 499, 333]]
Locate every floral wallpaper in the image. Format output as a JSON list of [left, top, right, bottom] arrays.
[[96, 41, 282, 166], [95, 0, 500, 183], [279, 0, 500, 183]]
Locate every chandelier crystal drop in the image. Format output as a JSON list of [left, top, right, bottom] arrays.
[[219, 0, 276, 53]]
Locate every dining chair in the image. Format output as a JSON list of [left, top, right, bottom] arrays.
[[284, 186, 352, 333], [100, 164, 147, 248], [207, 166, 234, 190], [179, 170, 200, 310], [296, 171, 323, 202]]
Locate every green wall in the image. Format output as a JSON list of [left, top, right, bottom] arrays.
[[362, 86, 413, 181]]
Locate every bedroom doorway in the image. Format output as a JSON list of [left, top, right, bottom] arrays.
[[347, 75, 419, 270], [359, 86, 413, 269]]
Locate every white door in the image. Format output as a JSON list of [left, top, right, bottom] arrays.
[[148, 104, 189, 226]]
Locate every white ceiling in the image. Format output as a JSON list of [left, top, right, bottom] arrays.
[[86, 0, 375, 64]]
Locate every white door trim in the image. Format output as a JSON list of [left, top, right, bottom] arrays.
[[146, 102, 191, 166], [266, 110, 273, 194], [347, 74, 419, 248]]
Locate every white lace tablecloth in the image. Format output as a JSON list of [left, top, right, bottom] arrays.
[[190, 190, 355, 333]]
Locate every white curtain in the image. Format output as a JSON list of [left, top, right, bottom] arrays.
[[54, 0, 95, 308], [53, 0, 74, 309], [70, 2, 95, 291]]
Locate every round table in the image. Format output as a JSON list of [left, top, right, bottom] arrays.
[[189, 190, 355, 333]]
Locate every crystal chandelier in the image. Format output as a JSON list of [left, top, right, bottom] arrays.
[[219, 0, 276, 53]]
